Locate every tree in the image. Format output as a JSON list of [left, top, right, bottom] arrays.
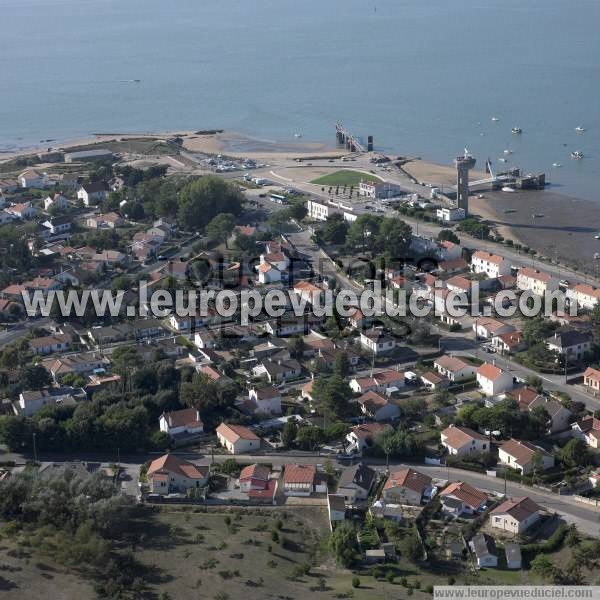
[[311, 375, 353, 420], [178, 176, 243, 231], [19, 364, 51, 390], [317, 213, 348, 246], [328, 522, 359, 567], [531, 554, 561, 583], [333, 352, 350, 378], [206, 213, 236, 247], [591, 302, 600, 343], [438, 229, 460, 244], [523, 317, 556, 345], [281, 420, 298, 448], [377, 428, 397, 470], [377, 218, 412, 263], [558, 438, 590, 468]]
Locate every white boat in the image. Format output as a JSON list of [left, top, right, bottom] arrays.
[[512, 127, 522, 134], [552, 162, 562, 168], [503, 149, 513, 155], [502, 186, 516, 193], [498, 157, 508, 163], [575, 126, 586, 132], [491, 117, 500, 122], [571, 151, 584, 159], [294, 133, 302, 138]]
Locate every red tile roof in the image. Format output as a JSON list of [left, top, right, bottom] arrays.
[[384, 468, 432, 495], [283, 464, 316, 485]]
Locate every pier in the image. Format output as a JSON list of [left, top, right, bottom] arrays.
[[335, 122, 371, 153]]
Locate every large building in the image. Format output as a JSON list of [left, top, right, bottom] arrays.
[[359, 180, 402, 199]]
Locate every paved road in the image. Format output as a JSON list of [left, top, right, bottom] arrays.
[[5, 448, 598, 534]]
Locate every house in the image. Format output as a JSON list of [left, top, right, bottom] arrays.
[[44, 193, 69, 211], [42, 215, 72, 237], [437, 207, 465, 222], [147, 454, 209, 495], [526, 396, 572, 434], [440, 425, 489, 456], [216, 423, 261, 454], [491, 331, 526, 355], [292, 281, 325, 305], [41, 353, 110, 381], [546, 328, 592, 361], [476, 363, 514, 396], [357, 390, 400, 422], [239, 463, 271, 492], [382, 468, 433, 506], [347, 307, 373, 330], [490, 497, 542, 534], [438, 258, 469, 275], [283, 464, 327, 496], [434, 355, 477, 382], [13, 387, 84, 417], [505, 543, 522, 570], [337, 463, 376, 506], [571, 416, 600, 449], [584, 367, 600, 393], [517, 267, 559, 296], [469, 534, 498, 568], [6, 202, 37, 220], [445, 276, 472, 296], [159, 408, 204, 439], [306, 200, 331, 221], [18, 169, 47, 189], [498, 439, 555, 475], [260, 251, 289, 272], [421, 371, 450, 390], [252, 358, 302, 383], [29, 333, 72, 355], [473, 317, 515, 340], [86, 212, 124, 229], [248, 386, 282, 415], [77, 182, 109, 206], [440, 482, 488, 516], [257, 262, 281, 284], [571, 284, 600, 311], [359, 328, 396, 355], [359, 180, 402, 199], [349, 370, 405, 395], [589, 468, 600, 489], [438, 240, 462, 260], [471, 251, 511, 278], [346, 423, 390, 452]]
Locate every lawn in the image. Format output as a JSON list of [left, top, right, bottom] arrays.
[[311, 169, 383, 187]]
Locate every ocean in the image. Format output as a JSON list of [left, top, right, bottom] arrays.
[[0, 0, 598, 201]]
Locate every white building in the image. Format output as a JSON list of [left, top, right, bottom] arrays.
[[434, 355, 477, 382], [18, 169, 47, 189], [359, 180, 402, 199], [498, 439, 555, 475], [571, 284, 600, 311], [159, 408, 204, 439], [216, 423, 261, 454], [248, 386, 282, 415], [471, 251, 511, 278], [77, 182, 109, 206], [359, 328, 396, 355], [516, 267, 559, 296], [306, 200, 331, 221], [440, 425, 489, 456], [476, 362, 513, 396], [437, 207, 465, 222]]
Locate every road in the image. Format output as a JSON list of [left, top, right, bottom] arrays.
[[10, 449, 599, 535]]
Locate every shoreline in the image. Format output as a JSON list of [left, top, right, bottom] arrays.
[[3, 128, 599, 275]]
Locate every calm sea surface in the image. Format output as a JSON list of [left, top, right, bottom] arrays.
[[1, 0, 599, 200]]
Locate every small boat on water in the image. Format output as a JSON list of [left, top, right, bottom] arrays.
[[498, 157, 508, 163], [294, 133, 302, 138], [502, 186, 516, 193], [575, 126, 586, 132], [491, 117, 500, 122], [571, 151, 584, 159], [552, 162, 562, 168], [512, 127, 522, 134], [503, 149, 513, 155]]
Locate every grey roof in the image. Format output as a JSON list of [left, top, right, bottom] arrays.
[[328, 494, 346, 512], [338, 463, 376, 492], [547, 328, 592, 349], [470, 533, 497, 559]]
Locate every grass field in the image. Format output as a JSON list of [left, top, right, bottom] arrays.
[[311, 169, 383, 187]]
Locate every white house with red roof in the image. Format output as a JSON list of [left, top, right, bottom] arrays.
[[434, 355, 477, 382], [476, 362, 514, 396], [346, 423, 390, 452], [490, 497, 542, 534], [584, 367, 600, 393], [473, 317, 515, 339], [382, 468, 434, 505], [357, 390, 400, 422], [517, 267, 559, 296], [282, 464, 327, 496], [571, 416, 600, 449], [349, 370, 405, 395], [440, 481, 488, 516], [471, 251, 511, 278], [571, 284, 600, 311], [498, 439, 555, 475], [159, 408, 204, 439], [441, 425, 489, 456], [147, 454, 209, 495], [216, 423, 260, 454]]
